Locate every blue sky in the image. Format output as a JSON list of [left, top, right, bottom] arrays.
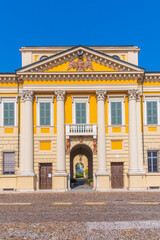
[[0, 0, 160, 72]]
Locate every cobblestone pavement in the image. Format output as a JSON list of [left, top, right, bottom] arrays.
[[0, 191, 160, 239]]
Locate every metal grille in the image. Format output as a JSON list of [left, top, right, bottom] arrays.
[[3, 152, 15, 174]]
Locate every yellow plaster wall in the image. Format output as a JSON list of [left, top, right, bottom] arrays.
[[111, 140, 122, 150], [40, 141, 51, 151], [54, 97, 57, 134], [90, 95, 97, 123], [65, 96, 72, 124]]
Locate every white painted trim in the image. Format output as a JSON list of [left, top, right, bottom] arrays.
[[71, 95, 90, 124], [1, 100, 17, 126], [107, 95, 125, 126], [36, 98, 53, 126], [144, 99, 159, 125]]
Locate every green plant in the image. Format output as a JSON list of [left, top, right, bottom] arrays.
[[76, 173, 84, 178], [87, 178, 93, 183], [84, 169, 88, 175]]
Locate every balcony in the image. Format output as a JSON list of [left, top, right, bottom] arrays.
[[66, 124, 97, 138]]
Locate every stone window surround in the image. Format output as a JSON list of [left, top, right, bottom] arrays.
[[36, 95, 54, 127], [0, 96, 18, 126], [107, 95, 125, 126], [144, 95, 160, 125], [71, 95, 90, 124]]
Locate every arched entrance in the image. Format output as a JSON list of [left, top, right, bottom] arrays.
[[70, 144, 93, 189]]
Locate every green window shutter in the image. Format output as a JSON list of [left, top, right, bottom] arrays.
[[4, 102, 15, 126], [153, 102, 158, 124], [111, 102, 122, 125], [40, 102, 51, 126], [111, 102, 116, 125], [147, 101, 157, 124], [76, 102, 86, 124], [81, 103, 86, 124]]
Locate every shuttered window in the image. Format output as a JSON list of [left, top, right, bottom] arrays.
[[147, 101, 158, 125], [76, 102, 86, 124], [111, 102, 122, 125], [40, 102, 51, 126], [3, 152, 15, 174], [148, 151, 158, 172], [3, 102, 15, 126]]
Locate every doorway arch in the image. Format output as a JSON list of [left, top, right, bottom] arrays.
[[70, 144, 93, 179]]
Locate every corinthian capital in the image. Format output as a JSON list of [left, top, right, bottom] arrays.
[[96, 90, 107, 101], [128, 89, 142, 101], [55, 90, 65, 101], [20, 90, 34, 102]]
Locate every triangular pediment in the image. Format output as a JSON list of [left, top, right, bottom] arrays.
[[16, 45, 144, 73]]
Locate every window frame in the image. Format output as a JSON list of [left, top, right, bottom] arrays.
[[145, 99, 159, 125], [37, 98, 54, 127], [71, 95, 90, 124], [3, 152, 15, 175], [1, 100, 17, 126], [147, 150, 158, 173], [108, 95, 125, 126]]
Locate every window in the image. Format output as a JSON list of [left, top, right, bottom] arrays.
[[3, 152, 15, 174], [71, 95, 89, 124], [3, 102, 15, 126], [39, 102, 51, 126], [148, 151, 158, 172], [111, 102, 122, 125], [146, 101, 158, 125], [75, 102, 86, 124]]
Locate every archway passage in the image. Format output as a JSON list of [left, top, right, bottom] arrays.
[[70, 144, 93, 190]]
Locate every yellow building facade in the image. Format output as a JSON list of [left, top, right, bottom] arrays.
[[0, 45, 159, 191]]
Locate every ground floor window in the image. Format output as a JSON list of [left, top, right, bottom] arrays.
[[148, 150, 158, 172], [3, 152, 15, 174]]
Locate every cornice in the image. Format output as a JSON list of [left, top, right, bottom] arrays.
[[17, 71, 144, 81], [0, 74, 16, 83], [145, 73, 160, 82]]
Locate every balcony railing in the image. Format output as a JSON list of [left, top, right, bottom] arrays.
[[66, 124, 97, 138]]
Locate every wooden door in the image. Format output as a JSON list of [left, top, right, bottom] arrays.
[[111, 162, 123, 189], [39, 164, 52, 189]]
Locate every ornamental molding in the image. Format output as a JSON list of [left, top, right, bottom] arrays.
[[17, 71, 144, 82], [96, 90, 107, 101], [0, 74, 17, 83], [54, 90, 65, 101], [20, 90, 34, 102], [17, 46, 143, 73]]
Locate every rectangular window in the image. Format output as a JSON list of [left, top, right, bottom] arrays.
[[3, 102, 15, 126], [111, 102, 122, 125], [147, 101, 158, 125], [40, 102, 51, 126], [75, 102, 86, 124], [3, 152, 15, 174], [148, 151, 158, 172]]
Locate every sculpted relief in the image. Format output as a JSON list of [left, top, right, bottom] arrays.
[[67, 52, 94, 72]]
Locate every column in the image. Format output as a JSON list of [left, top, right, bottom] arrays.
[[128, 89, 138, 172], [128, 89, 145, 189], [136, 91, 145, 172], [53, 90, 68, 191], [18, 90, 35, 191], [55, 90, 66, 173], [96, 90, 109, 190], [20, 90, 34, 175]]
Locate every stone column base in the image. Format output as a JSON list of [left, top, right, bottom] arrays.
[[96, 174, 110, 191], [53, 172, 68, 192], [128, 172, 146, 190], [17, 175, 36, 191]]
